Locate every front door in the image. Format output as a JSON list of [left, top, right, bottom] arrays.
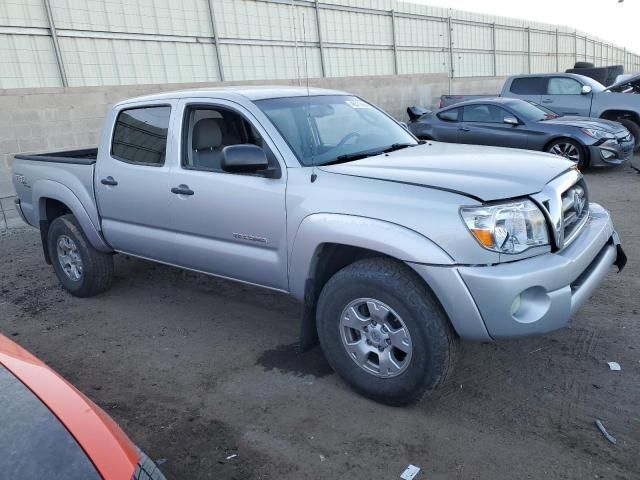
[[458, 104, 527, 148], [540, 77, 592, 116], [166, 99, 288, 291], [94, 102, 176, 262]]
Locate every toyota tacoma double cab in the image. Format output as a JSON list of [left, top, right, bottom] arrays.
[[12, 87, 627, 405]]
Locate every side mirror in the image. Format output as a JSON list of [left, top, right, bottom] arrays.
[[503, 116, 520, 126], [581, 85, 592, 95], [221, 144, 269, 174]]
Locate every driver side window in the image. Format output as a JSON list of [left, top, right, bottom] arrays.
[[182, 106, 275, 173]]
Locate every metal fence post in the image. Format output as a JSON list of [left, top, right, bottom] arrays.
[[491, 22, 497, 76], [526, 27, 531, 73], [584, 36, 587, 61], [573, 31, 577, 66], [314, 0, 326, 77], [446, 16, 454, 94], [206, 0, 225, 81], [390, 9, 399, 75], [42, 0, 68, 87], [555, 28, 559, 71]]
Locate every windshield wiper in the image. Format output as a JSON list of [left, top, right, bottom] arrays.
[[322, 143, 418, 166]]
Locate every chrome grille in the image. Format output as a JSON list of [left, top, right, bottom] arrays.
[[531, 169, 590, 250], [560, 181, 589, 246]]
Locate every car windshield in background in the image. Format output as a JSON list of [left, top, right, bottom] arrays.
[[509, 101, 559, 122], [256, 95, 417, 166]]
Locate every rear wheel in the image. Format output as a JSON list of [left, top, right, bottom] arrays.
[[47, 214, 114, 297], [316, 258, 458, 406], [618, 119, 640, 152], [546, 138, 587, 169]]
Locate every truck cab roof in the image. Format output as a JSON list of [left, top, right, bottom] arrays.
[[117, 86, 349, 107]]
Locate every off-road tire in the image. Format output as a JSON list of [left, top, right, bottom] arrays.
[[316, 257, 459, 406], [618, 119, 640, 152], [47, 214, 114, 297]]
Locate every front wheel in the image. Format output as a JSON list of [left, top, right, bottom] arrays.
[[618, 119, 640, 152], [316, 258, 458, 406], [546, 138, 587, 169], [47, 214, 114, 297]]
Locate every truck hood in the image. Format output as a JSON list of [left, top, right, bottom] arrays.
[[318, 142, 573, 202], [540, 115, 627, 134]]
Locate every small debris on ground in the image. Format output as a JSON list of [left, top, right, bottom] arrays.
[[595, 419, 617, 445], [226, 454, 238, 460], [155, 458, 167, 465], [607, 361, 621, 371], [400, 464, 421, 480]]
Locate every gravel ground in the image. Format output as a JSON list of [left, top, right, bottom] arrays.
[[1, 160, 639, 480]]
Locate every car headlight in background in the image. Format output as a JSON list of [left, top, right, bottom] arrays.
[[581, 128, 616, 141], [460, 199, 549, 254]]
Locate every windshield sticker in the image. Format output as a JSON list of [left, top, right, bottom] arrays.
[[346, 99, 373, 109]]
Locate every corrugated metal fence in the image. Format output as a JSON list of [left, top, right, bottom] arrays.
[[1, 0, 639, 90]]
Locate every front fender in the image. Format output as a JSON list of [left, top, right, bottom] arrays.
[[33, 180, 111, 253], [288, 213, 453, 301]]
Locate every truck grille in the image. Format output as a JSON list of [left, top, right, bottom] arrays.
[[560, 180, 589, 246], [532, 170, 590, 251]]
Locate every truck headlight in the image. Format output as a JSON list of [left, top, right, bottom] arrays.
[[460, 199, 549, 254]]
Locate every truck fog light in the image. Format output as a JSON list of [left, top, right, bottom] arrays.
[[601, 150, 616, 160], [510, 294, 521, 316]]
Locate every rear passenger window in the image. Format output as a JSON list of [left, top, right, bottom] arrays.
[[510, 77, 546, 95], [437, 108, 459, 122], [111, 106, 171, 165]]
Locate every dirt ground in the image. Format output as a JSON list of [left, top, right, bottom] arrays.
[[1, 161, 639, 480]]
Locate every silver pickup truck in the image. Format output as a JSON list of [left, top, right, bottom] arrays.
[[12, 87, 627, 405]]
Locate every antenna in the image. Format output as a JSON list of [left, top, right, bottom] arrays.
[[302, 12, 317, 181]]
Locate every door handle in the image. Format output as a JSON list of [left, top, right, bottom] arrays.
[[171, 184, 194, 196], [100, 176, 118, 186], [458, 127, 471, 132], [541, 99, 553, 104]]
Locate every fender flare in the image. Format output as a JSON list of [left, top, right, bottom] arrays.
[[288, 213, 454, 301], [32, 180, 112, 253]]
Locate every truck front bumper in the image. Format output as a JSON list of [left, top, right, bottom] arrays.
[[410, 203, 625, 341]]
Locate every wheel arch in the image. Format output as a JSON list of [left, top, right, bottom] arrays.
[[543, 136, 590, 167], [599, 109, 640, 124], [33, 180, 111, 263], [289, 214, 454, 350]]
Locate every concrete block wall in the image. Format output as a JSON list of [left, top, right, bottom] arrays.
[[0, 73, 506, 198]]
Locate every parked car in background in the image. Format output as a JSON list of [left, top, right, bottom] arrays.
[[407, 98, 635, 169], [0, 334, 165, 480], [439, 72, 640, 150], [11, 87, 626, 405]]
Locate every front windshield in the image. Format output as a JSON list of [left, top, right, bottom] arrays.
[[256, 95, 417, 166], [509, 101, 559, 122]]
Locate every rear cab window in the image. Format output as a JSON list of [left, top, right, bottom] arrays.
[[111, 106, 171, 165], [509, 77, 547, 95]]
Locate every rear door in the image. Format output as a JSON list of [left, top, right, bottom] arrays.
[[458, 104, 528, 148], [504, 77, 545, 104], [165, 98, 288, 290], [94, 101, 176, 261], [540, 77, 591, 116]]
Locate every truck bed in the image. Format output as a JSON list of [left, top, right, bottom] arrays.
[[14, 148, 98, 165]]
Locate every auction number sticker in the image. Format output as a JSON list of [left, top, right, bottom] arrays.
[[346, 99, 373, 109]]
